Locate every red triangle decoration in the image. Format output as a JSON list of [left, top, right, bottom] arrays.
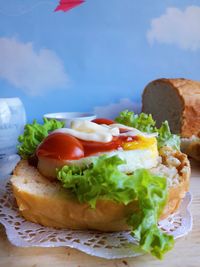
[[55, 0, 85, 12]]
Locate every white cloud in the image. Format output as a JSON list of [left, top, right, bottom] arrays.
[[0, 37, 69, 96], [93, 98, 141, 119], [147, 6, 200, 51]]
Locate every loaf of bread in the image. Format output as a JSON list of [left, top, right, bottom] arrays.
[[181, 135, 200, 162], [10, 147, 190, 231], [142, 78, 200, 138]]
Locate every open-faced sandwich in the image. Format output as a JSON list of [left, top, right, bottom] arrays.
[[11, 110, 190, 259]]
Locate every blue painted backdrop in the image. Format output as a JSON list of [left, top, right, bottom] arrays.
[[0, 0, 200, 122]]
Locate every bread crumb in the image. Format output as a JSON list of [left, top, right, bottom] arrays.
[[166, 156, 181, 167]]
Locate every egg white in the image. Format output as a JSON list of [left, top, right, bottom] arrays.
[[67, 146, 159, 174]]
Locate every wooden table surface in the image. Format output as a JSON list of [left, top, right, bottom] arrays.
[[0, 160, 199, 267]]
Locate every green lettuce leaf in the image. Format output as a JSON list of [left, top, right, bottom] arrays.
[[127, 169, 174, 259], [57, 155, 136, 208], [115, 110, 156, 133], [57, 155, 174, 259], [157, 121, 180, 150], [18, 118, 64, 159], [115, 110, 180, 150]]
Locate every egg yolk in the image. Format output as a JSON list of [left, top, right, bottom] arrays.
[[122, 136, 156, 150]]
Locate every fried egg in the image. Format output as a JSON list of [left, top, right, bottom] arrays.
[[37, 120, 159, 179], [67, 135, 159, 173]]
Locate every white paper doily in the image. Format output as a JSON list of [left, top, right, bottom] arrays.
[[0, 178, 192, 259]]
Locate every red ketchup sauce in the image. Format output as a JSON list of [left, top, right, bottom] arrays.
[[36, 133, 139, 160], [79, 136, 138, 157]]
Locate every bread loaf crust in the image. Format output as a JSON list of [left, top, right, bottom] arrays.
[[142, 78, 200, 137], [10, 149, 190, 231], [181, 136, 200, 162]]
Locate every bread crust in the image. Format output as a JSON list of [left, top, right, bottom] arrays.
[[142, 78, 200, 138], [11, 149, 190, 231], [158, 147, 190, 220], [181, 136, 200, 162]]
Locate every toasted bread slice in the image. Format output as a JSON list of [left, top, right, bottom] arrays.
[[11, 148, 190, 231]]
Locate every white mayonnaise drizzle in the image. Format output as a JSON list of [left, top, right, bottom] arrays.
[[109, 123, 158, 138], [51, 120, 157, 142]]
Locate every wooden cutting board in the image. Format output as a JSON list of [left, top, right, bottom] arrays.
[[0, 160, 199, 267]]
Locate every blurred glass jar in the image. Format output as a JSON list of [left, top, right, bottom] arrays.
[[0, 98, 26, 177]]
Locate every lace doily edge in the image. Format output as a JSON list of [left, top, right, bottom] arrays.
[[0, 190, 193, 259]]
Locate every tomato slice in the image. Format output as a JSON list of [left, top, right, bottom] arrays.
[[36, 133, 84, 160], [92, 118, 114, 125]]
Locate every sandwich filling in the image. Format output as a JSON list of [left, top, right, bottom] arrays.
[[36, 120, 159, 177]]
